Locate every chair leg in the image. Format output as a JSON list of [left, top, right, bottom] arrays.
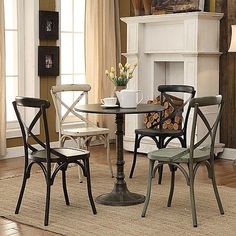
[[106, 135, 114, 178], [77, 138, 84, 183], [189, 167, 197, 227], [84, 159, 97, 214], [62, 169, 70, 205], [141, 160, 155, 217], [157, 165, 163, 185], [211, 167, 224, 215], [151, 163, 162, 179], [129, 133, 139, 178], [15, 171, 28, 214], [44, 181, 51, 226], [78, 162, 84, 183], [52, 138, 65, 176], [180, 137, 187, 148], [167, 165, 176, 207], [157, 138, 164, 185]]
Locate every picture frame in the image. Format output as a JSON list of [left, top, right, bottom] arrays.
[[151, 0, 205, 14], [38, 46, 59, 76], [39, 11, 59, 40]]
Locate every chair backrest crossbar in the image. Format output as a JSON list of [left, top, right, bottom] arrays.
[[13, 97, 51, 158], [13, 96, 67, 162], [189, 95, 223, 161], [51, 84, 97, 135], [159, 92, 192, 127], [158, 85, 196, 132]]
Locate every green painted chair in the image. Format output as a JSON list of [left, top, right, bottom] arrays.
[[141, 95, 224, 227]]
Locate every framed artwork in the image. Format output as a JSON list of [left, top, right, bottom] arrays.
[[39, 11, 59, 40], [152, 0, 205, 14], [38, 46, 59, 76]]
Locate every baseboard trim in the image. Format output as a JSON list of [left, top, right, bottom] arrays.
[[220, 148, 236, 160]]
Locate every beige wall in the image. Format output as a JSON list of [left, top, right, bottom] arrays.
[[7, 0, 131, 148]]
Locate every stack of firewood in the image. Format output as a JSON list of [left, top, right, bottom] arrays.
[[144, 95, 183, 130]]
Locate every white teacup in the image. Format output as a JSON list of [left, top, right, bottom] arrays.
[[101, 97, 117, 106]]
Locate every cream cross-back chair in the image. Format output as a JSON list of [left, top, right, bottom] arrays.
[[51, 84, 114, 181]]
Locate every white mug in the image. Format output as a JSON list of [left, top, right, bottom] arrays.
[[101, 97, 117, 106]]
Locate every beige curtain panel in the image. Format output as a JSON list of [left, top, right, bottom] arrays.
[[0, 0, 6, 157], [85, 0, 121, 137]]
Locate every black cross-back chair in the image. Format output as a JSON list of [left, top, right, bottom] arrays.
[[13, 96, 97, 226], [142, 95, 224, 227], [129, 85, 196, 183]]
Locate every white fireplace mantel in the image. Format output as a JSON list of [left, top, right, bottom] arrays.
[[121, 12, 223, 153]]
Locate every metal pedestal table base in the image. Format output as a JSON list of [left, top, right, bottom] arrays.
[[74, 107, 163, 207], [95, 182, 145, 206]]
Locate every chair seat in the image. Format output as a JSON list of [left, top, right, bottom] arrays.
[[30, 148, 90, 163], [148, 147, 210, 163], [135, 128, 183, 137], [62, 127, 109, 137]]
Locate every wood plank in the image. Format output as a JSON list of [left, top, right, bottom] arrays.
[[219, 0, 236, 148]]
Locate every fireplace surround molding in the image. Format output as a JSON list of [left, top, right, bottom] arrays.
[[121, 12, 224, 153]]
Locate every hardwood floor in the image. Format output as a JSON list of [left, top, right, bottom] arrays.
[[0, 144, 236, 235]]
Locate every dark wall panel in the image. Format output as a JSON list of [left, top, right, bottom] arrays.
[[219, 0, 236, 148]]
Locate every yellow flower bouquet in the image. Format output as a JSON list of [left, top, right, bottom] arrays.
[[105, 62, 137, 86]]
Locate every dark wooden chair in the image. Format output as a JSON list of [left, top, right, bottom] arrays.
[[13, 96, 97, 226], [129, 85, 196, 183], [141, 95, 224, 227]]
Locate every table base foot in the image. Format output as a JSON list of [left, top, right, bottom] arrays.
[[95, 182, 145, 206]]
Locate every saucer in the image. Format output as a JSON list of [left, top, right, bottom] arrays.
[[101, 104, 119, 108]]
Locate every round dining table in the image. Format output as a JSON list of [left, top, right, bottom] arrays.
[[75, 103, 164, 206]]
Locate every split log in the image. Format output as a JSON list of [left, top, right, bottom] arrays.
[[153, 113, 159, 119], [144, 94, 183, 130], [164, 101, 169, 109], [173, 123, 181, 130], [174, 114, 182, 123], [144, 116, 148, 123], [163, 122, 168, 129], [167, 123, 174, 130]]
